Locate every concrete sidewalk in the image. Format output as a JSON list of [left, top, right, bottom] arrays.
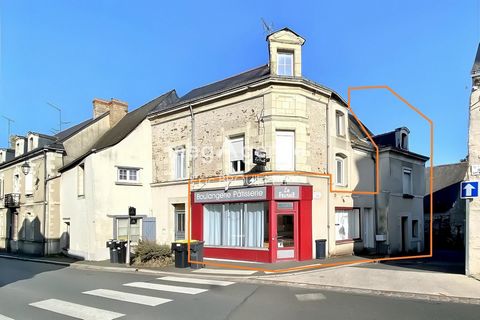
[[257, 263, 480, 303]]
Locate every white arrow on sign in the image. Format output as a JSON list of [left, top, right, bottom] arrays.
[[464, 183, 476, 197]]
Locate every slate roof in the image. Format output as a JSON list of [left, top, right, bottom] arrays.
[[472, 43, 480, 75], [177, 65, 270, 104], [349, 114, 373, 148], [425, 162, 468, 196], [59, 90, 178, 172]]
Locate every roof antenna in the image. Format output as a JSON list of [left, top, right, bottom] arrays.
[[261, 18, 274, 36], [47, 102, 70, 133], [2, 115, 14, 146]]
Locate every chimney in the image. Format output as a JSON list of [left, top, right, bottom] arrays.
[[92, 98, 128, 127]]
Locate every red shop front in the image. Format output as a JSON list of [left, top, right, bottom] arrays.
[[191, 185, 312, 263]]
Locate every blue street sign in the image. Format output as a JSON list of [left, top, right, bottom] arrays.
[[461, 181, 479, 199]]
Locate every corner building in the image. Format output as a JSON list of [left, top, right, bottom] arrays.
[[149, 28, 427, 263]]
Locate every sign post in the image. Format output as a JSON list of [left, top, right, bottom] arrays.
[[126, 206, 136, 265], [461, 181, 479, 199]]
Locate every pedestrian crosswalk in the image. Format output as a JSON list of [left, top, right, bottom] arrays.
[[24, 275, 236, 320]]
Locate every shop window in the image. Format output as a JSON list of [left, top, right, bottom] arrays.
[[203, 202, 269, 248], [412, 219, 419, 238], [173, 146, 186, 180], [335, 208, 360, 241], [403, 168, 413, 195], [229, 136, 245, 174], [277, 51, 293, 76], [117, 167, 140, 183], [276, 131, 295, 171], [336, 111, 345, 137], [117, 218, 141, 243]]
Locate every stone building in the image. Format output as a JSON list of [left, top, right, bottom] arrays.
[[467, 44, 480, 276], [0, 98, 127, 256], [147, 28, 428, 263]]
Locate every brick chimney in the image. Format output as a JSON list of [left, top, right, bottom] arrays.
[[92, 98, 128, 127]]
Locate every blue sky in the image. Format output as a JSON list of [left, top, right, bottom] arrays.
[[0, 0, 478, 165]]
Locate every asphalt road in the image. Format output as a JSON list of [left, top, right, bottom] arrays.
[[1, 258, 479, 320]]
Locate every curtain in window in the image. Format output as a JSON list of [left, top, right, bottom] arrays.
[[223, 203, 242, 247], [204, 204, 222, 246], [335, 209, 360, 241], [244, 202, 264, 247]]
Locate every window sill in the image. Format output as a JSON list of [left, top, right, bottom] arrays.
[[115, 182, 143, 186], [335, 239, 361, 244], [204, 245, 269, 251]]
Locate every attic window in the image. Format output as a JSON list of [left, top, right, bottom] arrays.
[[277, 52, 293, 76], [401, 132, 408, 150]]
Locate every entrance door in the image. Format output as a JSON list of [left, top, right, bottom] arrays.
[[362, 208, 375, 249], [174, 204, 185, 241], [401, 216, 409, 253], [275, 213, 296, 260]]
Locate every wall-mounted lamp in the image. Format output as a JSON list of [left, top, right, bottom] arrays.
[[21, 161, 31, 176]]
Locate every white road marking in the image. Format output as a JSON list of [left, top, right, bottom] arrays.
[[295, 293, 327, 301], [192, 268, 256, 275], [83, 289, 172, 306], [123, 282, 207, 294], [0, 314, 14, 320], [29, 299, 124, 320], [158, 276, 234, 286]]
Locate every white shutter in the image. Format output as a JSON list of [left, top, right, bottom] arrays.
[[25, 172, 33, 195], [229, 137, 244, 162], [276, 131, 294, 171]]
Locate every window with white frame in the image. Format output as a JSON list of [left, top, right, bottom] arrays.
[[276, 131, 295, 171], [335, 154, 346, 186], [116, 218, 141, 243], [13, 174, 20, 193], [117, 167, 140, 183], [402, 168, 413, 195], [335, 208, 360, 241], [277, 52, 293, 76], [229, 136, 245, 174], [174, 147, 186, 180], [336, 111, 345, 136]]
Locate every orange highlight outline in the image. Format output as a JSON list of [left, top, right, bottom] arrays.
[[187, 85, 434, 273]]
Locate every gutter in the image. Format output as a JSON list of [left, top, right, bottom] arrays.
[[189, 105, 195, 179], [43, 148, 48, 256]]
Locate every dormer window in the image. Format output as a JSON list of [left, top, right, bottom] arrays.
[[28, 137, 34, 151], [277, 52, 293, 76], [401, 133, 408, 149]]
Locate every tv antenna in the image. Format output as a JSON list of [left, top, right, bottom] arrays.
[[261, 18, 274, 36], [2, 115, 14, 145], [47, 102, 70, 133]]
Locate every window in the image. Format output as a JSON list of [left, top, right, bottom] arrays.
[[336, 111, 345, 136], [25, 171, 33, 195], [229, 136, 245, 173], [402, 168, 412, 195], [277, 52, 293, 76], [335, 208, 360, 241], [117, 218, 141, 243], [203, 202, 269, 248], [28, 137, 34, 151], [276, 131, 295, 171], [117, 167, 140, 183], [335, 154, 346, 186], [13, 174, 20, 193], [401, 133, 408, 149], [0, 178, 4, 199], [412, 220, 419, 238], [174, 204, 185, 240], [77, 164, 85, 197], [174, 147, 186, 180]]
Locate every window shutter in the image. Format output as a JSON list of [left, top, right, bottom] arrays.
[[275, 131, 295, 170], [230, 137, 244, 162], [25, 172, 33, 195]]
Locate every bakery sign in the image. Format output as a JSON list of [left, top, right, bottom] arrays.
[[194, 187, 267, 203], [274, 186, 300, 200]]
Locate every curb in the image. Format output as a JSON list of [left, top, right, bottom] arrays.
[[0, 254, 72, 267], [241, 278, 480, 305]]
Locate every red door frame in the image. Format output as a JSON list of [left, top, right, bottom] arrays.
[[271, 201, 299, 262]]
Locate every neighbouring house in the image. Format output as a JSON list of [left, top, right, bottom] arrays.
[[424, 162, 468, 250], [145, 28, 428, 263], [0, 98, 125, 256], [59, 90, 178, 260]]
